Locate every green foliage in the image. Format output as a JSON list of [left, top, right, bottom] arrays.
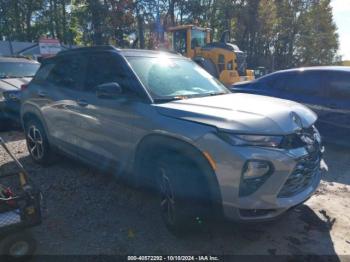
[[0, 0, 340, 70]]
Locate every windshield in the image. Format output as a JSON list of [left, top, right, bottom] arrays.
[[191, 29, 206, 48], [0, 62, 40, 78], [127, 56, 229, 101]]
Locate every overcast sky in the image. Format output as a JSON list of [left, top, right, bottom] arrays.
[[331, 0, 350, 60]]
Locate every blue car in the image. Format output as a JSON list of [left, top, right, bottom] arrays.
[[231, 67, 350, 146]]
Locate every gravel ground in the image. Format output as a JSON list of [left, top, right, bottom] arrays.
[[0, 130, 349, 257]]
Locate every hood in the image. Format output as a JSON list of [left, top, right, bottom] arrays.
[[155, 93, 317, 135], [0, 77, 32, 92]]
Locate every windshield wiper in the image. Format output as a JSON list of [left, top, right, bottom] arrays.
[[207, 92, 227, 96], [153, 92, 227, 103], [186, 92, 227, 98], [153, 96, 187, 103], [0, 76, 15, 79]]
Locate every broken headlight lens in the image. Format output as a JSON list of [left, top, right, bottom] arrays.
[[219, 133, 283, 148]]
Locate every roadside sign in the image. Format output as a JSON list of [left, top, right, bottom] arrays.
[[39, 38, 61, 56]]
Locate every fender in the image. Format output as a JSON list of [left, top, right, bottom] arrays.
[[21, 102, 51, 141], [134, 133, 223, 212]]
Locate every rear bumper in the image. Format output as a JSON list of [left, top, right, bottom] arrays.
[[196, 133, 326, 222]]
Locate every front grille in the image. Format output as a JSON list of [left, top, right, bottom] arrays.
[[278, 126, 322, 198]]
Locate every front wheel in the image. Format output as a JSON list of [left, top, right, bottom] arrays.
[[156, 155, 211, 235]]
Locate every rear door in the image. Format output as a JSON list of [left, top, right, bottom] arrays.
[[34, 55, 87, 152], [320, 71, 350, 143]]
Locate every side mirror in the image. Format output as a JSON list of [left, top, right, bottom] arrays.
[[96, 82, 123, 99]]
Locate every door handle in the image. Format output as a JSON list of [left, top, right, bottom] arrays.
[[37, 91, 47, 97], [77, 99, 88, 107]]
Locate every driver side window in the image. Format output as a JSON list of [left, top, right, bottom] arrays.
[[85, 54, 125, 92]]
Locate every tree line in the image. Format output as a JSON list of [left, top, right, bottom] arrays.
[[0, 0, 340, 70]]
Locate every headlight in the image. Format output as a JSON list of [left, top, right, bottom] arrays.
[[218, 133, 283, 147]]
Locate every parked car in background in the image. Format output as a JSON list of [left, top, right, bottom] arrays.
[[21, 46, 326, 234], [0, 57, 40, 129], [231, 67, 350, 146]]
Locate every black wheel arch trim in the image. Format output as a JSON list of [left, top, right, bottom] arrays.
[[21, 104, 50, 140], [134, 134, 223, 214]]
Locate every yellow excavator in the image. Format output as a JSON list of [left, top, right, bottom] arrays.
[[166, 24, 255, 86]]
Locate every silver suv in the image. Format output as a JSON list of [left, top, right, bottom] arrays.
[[21, 46, 326, 233]]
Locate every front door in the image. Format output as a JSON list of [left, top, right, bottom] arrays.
[[71, 53, 143, 172]]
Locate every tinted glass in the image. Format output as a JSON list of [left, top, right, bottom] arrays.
[[257, 74, 279, 88], [46, 55, 86, 90], [33, 63, 55, 82], [191, 29, 206, 49], [271, 71, 324, 96], [327, 72, 350, 99], [0, 62, 40, 78], [85, 54, 127, 91], [127, 56, 229, 100]]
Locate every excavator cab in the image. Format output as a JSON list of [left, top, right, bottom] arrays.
[[167, 25, 254, 86], [168, 25, 210, 58]]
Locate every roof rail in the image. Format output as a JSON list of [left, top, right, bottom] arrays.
[[57, 45, 118, 56]]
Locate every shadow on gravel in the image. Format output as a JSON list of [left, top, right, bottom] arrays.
[[321, 143, 350, 187], [0, 128, 24, 143], [0, 155, 341, 257]]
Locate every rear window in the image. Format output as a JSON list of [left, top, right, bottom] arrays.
[[33, 63, 55, 82], [46, 56, 86, 90], [0, 62, 39, 78], [33, 56, 87, 90]]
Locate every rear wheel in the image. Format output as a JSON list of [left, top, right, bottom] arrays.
[[24, 118, 55, 166], [155, 154, 211, 235]]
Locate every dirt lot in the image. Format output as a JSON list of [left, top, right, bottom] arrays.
[[0, 130, 349, 258]]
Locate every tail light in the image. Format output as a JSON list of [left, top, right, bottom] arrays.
[[21, 84, 28, 91]]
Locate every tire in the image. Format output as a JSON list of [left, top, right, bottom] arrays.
[[0, 231, 36, 260], [24, 117, 55, 166], [155, 154, 211, 235], [195, 58, 219, 79]]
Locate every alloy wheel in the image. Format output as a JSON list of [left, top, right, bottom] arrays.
[[27, 125, 44, 160], [158, 167, 176, 225]]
